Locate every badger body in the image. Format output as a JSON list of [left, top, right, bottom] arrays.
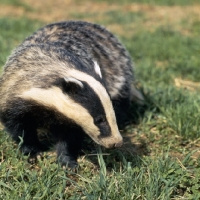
[[0, 21, 142, 168]]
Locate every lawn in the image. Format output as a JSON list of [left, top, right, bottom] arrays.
[[0, 0, 200, 199]]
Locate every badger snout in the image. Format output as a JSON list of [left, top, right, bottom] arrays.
[[114, 140, 123, 148], [106, 138, 123, 149]]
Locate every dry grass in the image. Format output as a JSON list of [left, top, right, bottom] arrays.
[[175, 78, 200, 91], [1, 0, 200, 35]]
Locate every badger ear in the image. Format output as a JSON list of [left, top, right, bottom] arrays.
[[63, 77, 84, 93]]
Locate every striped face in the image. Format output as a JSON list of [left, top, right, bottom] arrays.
[[20, 68, 123, 148]]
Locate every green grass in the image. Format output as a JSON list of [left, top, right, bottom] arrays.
[[71, 10, 144, 25], [102, 10, 144, 25], [190, 20, 200, 36], [1, 0, 200, 199], [1, 136, 200, 199], [124, 27, 200, 81], [0, 18, 43, 68]]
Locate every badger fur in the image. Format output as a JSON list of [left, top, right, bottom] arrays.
[[0, 21, 143, 168]]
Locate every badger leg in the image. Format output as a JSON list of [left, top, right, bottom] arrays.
[[52, 127, 84, 168], [19, 127, 44, 164], [56, 140, 79, 169], [1, 109, 43, 163], [13, 122, 43, 161]]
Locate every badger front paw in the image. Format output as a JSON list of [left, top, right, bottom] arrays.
[[57, 155, 78, 169]]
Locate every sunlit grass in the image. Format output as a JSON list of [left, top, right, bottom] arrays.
[[0, 17, 43, 67]]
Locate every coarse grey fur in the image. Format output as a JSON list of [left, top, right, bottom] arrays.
[[9, 21, 142, 100], [0, 21, 143, 168]]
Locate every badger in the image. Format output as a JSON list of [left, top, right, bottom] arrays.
[[0, 21, 143, 168]]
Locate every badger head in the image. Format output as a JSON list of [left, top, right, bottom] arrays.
[[21, 63, 123, 149], [62, 72, 123, 148]]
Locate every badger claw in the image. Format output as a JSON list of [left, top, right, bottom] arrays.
[[27, 153, 43, 164]]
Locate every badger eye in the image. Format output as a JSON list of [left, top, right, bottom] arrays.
[[95, 116, 106, 124]]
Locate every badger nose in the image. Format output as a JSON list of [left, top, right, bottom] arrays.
[[114, 140, 123, 148]]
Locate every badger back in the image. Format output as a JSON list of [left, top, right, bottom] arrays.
[[0, 43, 123, 148], [21, 21, 134, 100]]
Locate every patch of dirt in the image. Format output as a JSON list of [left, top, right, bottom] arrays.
[[175, 78, 200, 91], [0, 5, 25, 17], [184, 139, 200, 161], [156, 61, 169, 69]]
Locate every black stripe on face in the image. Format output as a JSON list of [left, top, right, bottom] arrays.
[[56, 78, 112, 138]]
